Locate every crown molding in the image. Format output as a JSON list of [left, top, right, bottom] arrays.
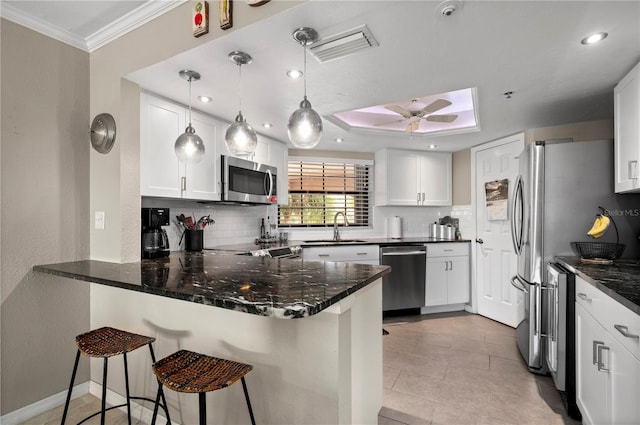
[[0, 2, 87, 51], [86, 0, 186, 52], [0, 0, 186, 53]]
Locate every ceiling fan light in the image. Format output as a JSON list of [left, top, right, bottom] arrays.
[[288, 97, 323, 149], [175, 125, 205, 163], [225, 112, 258, 157]]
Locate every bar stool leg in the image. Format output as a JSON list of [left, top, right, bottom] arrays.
[[101, 357, 108, 425], [123, 352, 132, 425], [60, 350, 81, 425], [198, 393, 206, 425], [241, 377, 256, 425], [148, 344, 172, 425]]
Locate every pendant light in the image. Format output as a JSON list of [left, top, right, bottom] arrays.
[[174, 70, 205, 163], [225, 51, 258, 157], [287, 27, 323, 149]]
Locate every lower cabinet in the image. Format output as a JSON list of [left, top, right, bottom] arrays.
[[425, 243, 469, 307], [575, 278, 640, 425], [302, 245, 379, 265]]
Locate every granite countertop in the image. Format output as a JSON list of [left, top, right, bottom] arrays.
[[212, 237, 471, 254], [556, 256, 640, 315], [34, 251, 390, 319]]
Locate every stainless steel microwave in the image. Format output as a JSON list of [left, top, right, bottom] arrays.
[[221, 155, 278, 204]]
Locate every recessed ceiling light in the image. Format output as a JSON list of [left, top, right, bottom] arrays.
[[287, 69, 303, 79], [335, 138, 344, 143], [428, 144, 437, 149], [581, 32, 608, 45], [198, 95, 212, 103], [262, 123, 272, 128]]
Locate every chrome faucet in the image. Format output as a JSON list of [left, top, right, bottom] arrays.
[[333, 211, 349, 241]]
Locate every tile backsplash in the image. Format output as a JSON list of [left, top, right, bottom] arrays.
[[142, 198, 277, 250]]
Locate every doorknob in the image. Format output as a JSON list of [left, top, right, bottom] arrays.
[[476, 238, 484, 244]]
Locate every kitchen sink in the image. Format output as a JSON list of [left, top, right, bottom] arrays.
[[302, 239, 367, 244]]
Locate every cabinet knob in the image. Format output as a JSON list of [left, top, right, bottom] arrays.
[[475, 238, 484, 244]]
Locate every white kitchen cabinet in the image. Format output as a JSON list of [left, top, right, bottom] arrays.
[[614, 61, 640, 193], [425, 243, 469, 307], [302, 244, 379, 265], [140, 93, 222, 201], [374, 149, 451, 206], [575, 277, 640, 425]]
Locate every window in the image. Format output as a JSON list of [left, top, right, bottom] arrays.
[[279, 158, 372, 227]]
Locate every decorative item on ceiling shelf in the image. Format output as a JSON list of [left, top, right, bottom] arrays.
[[220, 0, 232, 30], [192, 1, 209, 37], [225, 51, 258, 157], [287, 27, 323, 149], [90, 113, 116, 154], [246, 0, 270, 6], [174, 70, 205, 163]]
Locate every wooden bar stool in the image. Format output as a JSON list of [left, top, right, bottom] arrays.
[[61, 327, 171, 425], [151, 349, 256, 425]]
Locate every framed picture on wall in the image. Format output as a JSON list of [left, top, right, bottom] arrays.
[[220, 0, 232, 30], [192, 1, 209, 38]]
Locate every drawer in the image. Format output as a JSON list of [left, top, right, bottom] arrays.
[[303, 244, 380, 263], [576, 277, 640, 361], [426, 242, 469, 258]]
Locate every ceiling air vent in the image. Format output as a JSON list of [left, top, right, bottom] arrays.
[[308, 25, 379, 63]]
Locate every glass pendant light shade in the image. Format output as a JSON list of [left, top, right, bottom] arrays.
[[225, 51, 258, 157], [175, 70, 205, 163], [287, 96, 323, 149], [288, 27, 323, 149], [175, 125, 205, 163], [225, 112, 258, 157]]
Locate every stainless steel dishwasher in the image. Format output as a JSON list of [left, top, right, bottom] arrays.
[[380, 245, 427, 311]]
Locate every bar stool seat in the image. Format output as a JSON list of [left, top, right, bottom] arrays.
[[151, 349, 256, 425], [61, 326, 170, 425]]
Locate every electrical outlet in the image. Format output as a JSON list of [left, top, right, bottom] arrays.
[[95, 211, 105, 230]]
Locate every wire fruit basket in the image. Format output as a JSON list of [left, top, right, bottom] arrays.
[[571, 206, 625, 263]]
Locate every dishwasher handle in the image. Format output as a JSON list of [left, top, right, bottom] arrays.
[[382, 251, 426, 256]]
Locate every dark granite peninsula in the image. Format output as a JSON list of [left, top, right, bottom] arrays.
[[35, 251, 389, 319], [556, 257, 640, 315], [35, 252, 389, 424]]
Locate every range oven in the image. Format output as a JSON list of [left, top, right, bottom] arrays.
[[545, 262, 581, 420], [222, 155, 277, 204]]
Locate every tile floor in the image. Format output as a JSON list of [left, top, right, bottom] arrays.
[[379, 312, 581, 425], [20, 312, 580, 425]]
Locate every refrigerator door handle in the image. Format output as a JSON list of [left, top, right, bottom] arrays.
[[510, 175, 524, 254], [510, 275, 528, 293]]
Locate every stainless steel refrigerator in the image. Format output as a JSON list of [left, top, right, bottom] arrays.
[[510, 138, 640, 374]]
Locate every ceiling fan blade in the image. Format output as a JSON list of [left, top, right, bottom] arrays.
[[406, 120, 420, 133], [425, 114, 458, 123], [385, 105, 412, 119], [374, 118, 406, 127], [420, 98, 452, 115]]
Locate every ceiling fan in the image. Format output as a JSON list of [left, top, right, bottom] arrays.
[[376, 98, 458, 132]]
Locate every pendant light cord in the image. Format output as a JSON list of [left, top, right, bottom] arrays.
[[303, 41, 308, 98], [238, 64, 243, 113], [187, 77, 193, 126]]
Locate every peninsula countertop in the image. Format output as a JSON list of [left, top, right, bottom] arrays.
[[34, 251, 390, 319], [556, 256, 640, 315]]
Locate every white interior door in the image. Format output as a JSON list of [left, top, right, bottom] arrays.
[[473, 134, 524, 327]]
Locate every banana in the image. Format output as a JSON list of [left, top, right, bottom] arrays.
[[587, 214, 610, 239]]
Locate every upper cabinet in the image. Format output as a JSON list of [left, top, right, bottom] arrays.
[[375, 148, 452, 206], [614, 62, 640, 193], [140, 93, 288, 203], [140, 93, 222, 201]]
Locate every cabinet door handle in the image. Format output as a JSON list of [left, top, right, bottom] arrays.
[[422, 192, 426, 202], [356, 252, 369, 256], [181, 176, 187, 192], [417, 193, 421, 205], [318, 254, 330, 258], [614, 324, 640, 340], [593, 340, 604, 365], [629, 160, 638, 179], [448, 260, 453, 270], [577, 293, 592, 302], [597, 344, 610, 372]]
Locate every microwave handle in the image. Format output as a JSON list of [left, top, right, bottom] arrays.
[[265, 169, 274, 198]]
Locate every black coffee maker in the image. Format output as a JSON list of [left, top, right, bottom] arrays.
[[142, 208, 170, 259]]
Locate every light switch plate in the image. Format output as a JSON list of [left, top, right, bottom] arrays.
[[95, 211, 105, 230]]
